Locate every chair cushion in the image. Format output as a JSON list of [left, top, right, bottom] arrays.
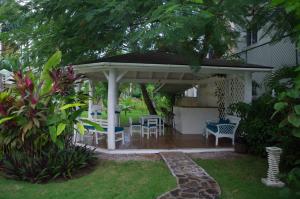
[[143, 124, 157, 127], [103, 127, 124, 132], [91, 112, 101, 116], [219, 118, 230, 124], [84, 125, 95, 130], [132, 122, 141, 125], [84, 125, 124, 132], [207, 123, 218, 133]]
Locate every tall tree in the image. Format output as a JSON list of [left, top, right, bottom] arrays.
[[140, 84, 157, 115], [0, 0, 250, 66]]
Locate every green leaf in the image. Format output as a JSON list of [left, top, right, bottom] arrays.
[[60, 103, 86, 110], [292, 128, 300, 138], [272, 0, 285, 6], [56, 123, 66, 136], [279, 119, 288, 128], [40, 51, 62, 96], [288, 114, 300, 127], [76, 123, 85, 135], [46, 115, 61, 125], [274, 102, 288, 111], [294, 105, 300, 115], [80, 118, 104, 131], [49, 126, 57, 142], [190, 0, 203, 3], [0, 116, 15, 124], [56, 139, 64, 150], [286, 89, 300, 99]]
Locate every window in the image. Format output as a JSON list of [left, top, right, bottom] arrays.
[[246, 28, 258, 46]]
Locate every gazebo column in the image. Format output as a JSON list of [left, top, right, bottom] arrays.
[[88, 80, 94, 119], [244, 72, 252, 103], [115, 82, 120, 126], [107, 69, 116, 150]]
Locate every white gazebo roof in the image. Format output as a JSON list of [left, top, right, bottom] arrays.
[[73, 51, 272, 93]]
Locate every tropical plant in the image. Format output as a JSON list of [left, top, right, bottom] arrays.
[[0, 51, 101, 182], [229, 95, 281, 156], [264, 66, 298, 93], [2, 145, 97, 183], [119, 97, 135, 116], [271, 65, 300, 197]]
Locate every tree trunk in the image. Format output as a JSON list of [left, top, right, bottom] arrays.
[[140, 84, 157, 115]]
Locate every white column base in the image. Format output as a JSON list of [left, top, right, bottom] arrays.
[[261, 178, 285, 188]]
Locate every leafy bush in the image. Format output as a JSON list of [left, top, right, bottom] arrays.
[[229, 94, 281, 156], [0, 51, 100, 183], [272, 65, 300, 195], [2, 145, 97, 183]]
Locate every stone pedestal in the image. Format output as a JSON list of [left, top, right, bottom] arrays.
[[261, 147, 285, 187]]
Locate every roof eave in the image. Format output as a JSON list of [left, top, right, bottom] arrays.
[[73, 62, 273, 73]]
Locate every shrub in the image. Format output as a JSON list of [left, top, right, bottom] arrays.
[[272, 65, 300, 195], [0, 51, 101, 183], [229, 94, 282, 156], [2, 145, 97, 183]]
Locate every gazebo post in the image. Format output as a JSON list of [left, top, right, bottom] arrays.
[[88, 80, 93, 119], [115, 82, 120, 126], [244, 72, 252, 103], [107, 69, 116, 150]]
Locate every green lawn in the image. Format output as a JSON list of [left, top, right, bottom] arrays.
[[0, 161, 176, 199], [195, 156, 283, 199], [0, 154, 283, 199]]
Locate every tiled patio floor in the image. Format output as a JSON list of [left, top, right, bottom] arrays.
[[83, 127, 233, 149]]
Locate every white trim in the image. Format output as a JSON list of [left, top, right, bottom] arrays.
[[76, 143, 234, 154], [88, 80, 93, 119], [244, 72, 252, 103], [154, 83, 166, 93], [103, 71, 109, 80], [107, 69, 116, 149], [74, 62, 273, 73], [179, 73, 185, 80], [149, 72, 153, 79], [164, 72, 169, 79], [116, 71, 128, 82], [121, 79, 203, 84]]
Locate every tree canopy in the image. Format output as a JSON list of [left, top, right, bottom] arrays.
[[0, 0, 299, 68]]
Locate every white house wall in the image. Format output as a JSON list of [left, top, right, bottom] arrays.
[[233, 27, 299, 95]]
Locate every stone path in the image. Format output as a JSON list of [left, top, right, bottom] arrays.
[[158, 152, 221, 199]]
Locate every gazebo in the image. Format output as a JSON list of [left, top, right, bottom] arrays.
[[73, 51, 273, 151]]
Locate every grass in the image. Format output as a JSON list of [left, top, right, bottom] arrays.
[[0, 155, 285, 199], [0, 160, 176, 199], [195, 156, 283, 199]]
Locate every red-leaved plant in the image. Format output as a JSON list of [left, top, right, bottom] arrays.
[[0, 51, 100, 156]]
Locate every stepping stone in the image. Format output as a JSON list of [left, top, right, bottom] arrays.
[[157, 152, 221, 199]]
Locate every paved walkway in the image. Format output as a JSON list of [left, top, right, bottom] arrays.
[[158, 152, 221, 199]]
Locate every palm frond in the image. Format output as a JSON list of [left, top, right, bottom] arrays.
[[264, 66, 298, 92]]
